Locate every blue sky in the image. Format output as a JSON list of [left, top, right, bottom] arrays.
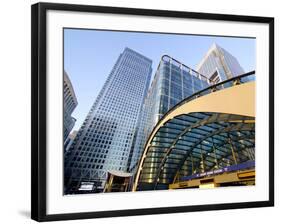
[[64, 28, 256, 131]]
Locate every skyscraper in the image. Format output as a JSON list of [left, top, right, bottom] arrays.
[[64, 130, 78, 153], [129, 55, 210, 173], [64, 48, 152, 193], [196, 43, 245, 83], [64, 71, 78, 142]]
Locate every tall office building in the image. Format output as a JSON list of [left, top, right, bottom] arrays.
[[64, 48, 152, 193], [64, 71, 78, 142], [196, 43, 245, 83], [129, 55, 210, 172], [64, 130, 78, 153]]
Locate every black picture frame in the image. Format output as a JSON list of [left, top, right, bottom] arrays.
[[31, 2, 274, 222]]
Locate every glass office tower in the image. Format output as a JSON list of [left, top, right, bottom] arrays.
[[64, 48, 152, 193], [196, 43, 245, 83], [129, 55, 210, 173], [63, 71, 78, 142]]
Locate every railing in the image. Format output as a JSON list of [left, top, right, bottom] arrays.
[[161, 55, 212, 83]]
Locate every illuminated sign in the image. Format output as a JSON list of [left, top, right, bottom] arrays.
[[180, 160, 255, 181]]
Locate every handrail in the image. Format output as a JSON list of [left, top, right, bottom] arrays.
[[161, 55, 211, 82]]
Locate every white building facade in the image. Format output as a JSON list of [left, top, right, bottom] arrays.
[[196, 43, 245, 83]]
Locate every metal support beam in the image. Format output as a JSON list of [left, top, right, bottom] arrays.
[[228, 135, 238, 165]]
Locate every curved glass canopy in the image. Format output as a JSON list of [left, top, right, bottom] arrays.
[[135, 71, 255, 191], [137, 112, 255, 190]]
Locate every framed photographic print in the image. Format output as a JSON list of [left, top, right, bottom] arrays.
[[31, 2, 274, 222]]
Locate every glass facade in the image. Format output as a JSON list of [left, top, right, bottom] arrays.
[[137, 112, 255, 190], [63, 71, 78, 142], [129, 55, 210, 172], [196, 43, 245, 82], [64, 48, 152, 193]]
